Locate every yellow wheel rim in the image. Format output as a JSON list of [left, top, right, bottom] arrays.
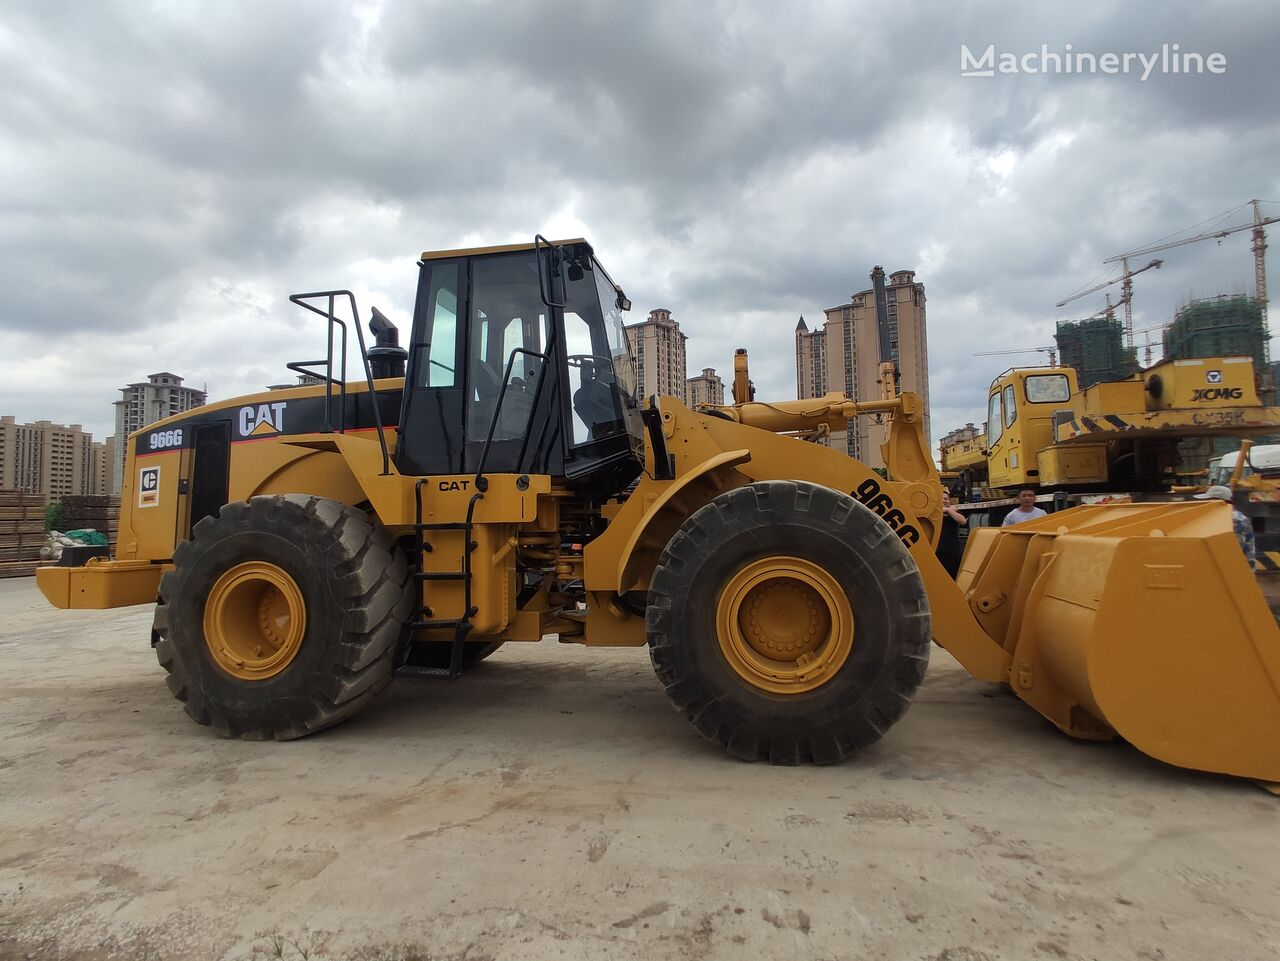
[[716, 556, 854, 695], [203, 562, 306, 681]]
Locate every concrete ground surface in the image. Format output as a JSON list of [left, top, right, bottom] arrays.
[[1, 577, 1277, 961]]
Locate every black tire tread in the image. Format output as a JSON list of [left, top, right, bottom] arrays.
[[647, 480, 931, 765], [153, 494, 412, 740]]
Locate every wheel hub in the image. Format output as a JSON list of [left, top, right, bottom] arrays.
[[742, 580, 828, 659], [203, 562, 306, 680], [716, 556, 854, 694]]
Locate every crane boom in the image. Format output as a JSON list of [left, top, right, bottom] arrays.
[[1253, 200, 1270, 315], [1055, 259, 1162, 308], [972, 346, 1059, 365], [1105, 199, 1278, 332], [1104, 206, 1280, 262], [1058, 259, 1162, 351]]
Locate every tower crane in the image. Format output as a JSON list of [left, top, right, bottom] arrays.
[[1131, 320, 1170, 367], [972, 346, 1058, 366], [1105, 199, 1280, 324], [1056, 259, 1163, 351]]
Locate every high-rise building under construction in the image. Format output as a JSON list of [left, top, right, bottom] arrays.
[[1054, 316, 1137, 388], [1163, 295, 1268, 364]]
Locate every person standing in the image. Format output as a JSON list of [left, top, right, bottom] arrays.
[[1194, 485, 1256, 568], [1002, 488, 1048, 526], [935, 489, 968, 578]]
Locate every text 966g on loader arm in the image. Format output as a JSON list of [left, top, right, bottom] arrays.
[[38, 238, 1280, 786]]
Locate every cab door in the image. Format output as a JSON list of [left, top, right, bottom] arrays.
[[397, 258, 466, 476], [985, 388, 1011, 488], [187, 421, 231, 535], [461, 252, 555, 475], [1000, 383, 1024, 484]]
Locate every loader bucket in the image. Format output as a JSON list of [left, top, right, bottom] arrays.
[[960, 502, 1280, 785]]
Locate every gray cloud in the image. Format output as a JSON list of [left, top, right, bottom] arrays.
[[1, 0, 1278, 455]]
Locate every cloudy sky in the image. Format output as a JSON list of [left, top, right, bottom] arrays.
[[3, 1, 1278, 451]]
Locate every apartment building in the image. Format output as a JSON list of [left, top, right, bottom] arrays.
[[625, 309, 688, 401], [0, 417, 113, 498], [113, 372, 206, 492], [686, 367, 725, 407], [799, 269, 929, 469]]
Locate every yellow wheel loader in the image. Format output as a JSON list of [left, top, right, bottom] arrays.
[[37, 238, 1280, 785]]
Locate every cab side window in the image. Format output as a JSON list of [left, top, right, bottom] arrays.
[[988, 391, 1004, 444], [563, 309, 620, 446], [422, 264, 459, 388], [398, 259, 466, 477]]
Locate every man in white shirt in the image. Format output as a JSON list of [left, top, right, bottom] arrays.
[[1002, 488, 1048, 526]]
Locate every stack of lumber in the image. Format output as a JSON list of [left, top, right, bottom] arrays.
[[0, 491, 48, 578], [61, 495, 121, 553]]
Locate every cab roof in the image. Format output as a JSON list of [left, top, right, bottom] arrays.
[[1217, 445, 1280, 470], [988, 366, 1072, 389], [420, 238, 589, 261]]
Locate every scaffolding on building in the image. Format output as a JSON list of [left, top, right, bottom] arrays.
[[1162, 295, 1269, 364], [1054, 316, 1138, 388]]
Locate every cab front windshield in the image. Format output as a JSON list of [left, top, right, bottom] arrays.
[[562, 256, 639, 446]]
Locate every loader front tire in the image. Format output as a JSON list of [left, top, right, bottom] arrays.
[[153, 494, 413, 740], [648, 481, 930, 765]]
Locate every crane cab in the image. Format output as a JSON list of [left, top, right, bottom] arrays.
[[983, 367, 1079, 489]]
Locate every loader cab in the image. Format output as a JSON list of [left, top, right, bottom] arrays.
[[396, 239, 643, 495]]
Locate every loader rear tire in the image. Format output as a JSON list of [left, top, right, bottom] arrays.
[[648, 480, 930, 765], [153, 494, 413, 740]]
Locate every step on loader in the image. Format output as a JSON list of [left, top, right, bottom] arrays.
[[37, 238, 1280, 787]]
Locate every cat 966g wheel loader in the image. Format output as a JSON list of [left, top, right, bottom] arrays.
[[37, 238, 1280, 785]]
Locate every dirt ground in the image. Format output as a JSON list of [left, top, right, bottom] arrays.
[[1, 577, 1277, 961]]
